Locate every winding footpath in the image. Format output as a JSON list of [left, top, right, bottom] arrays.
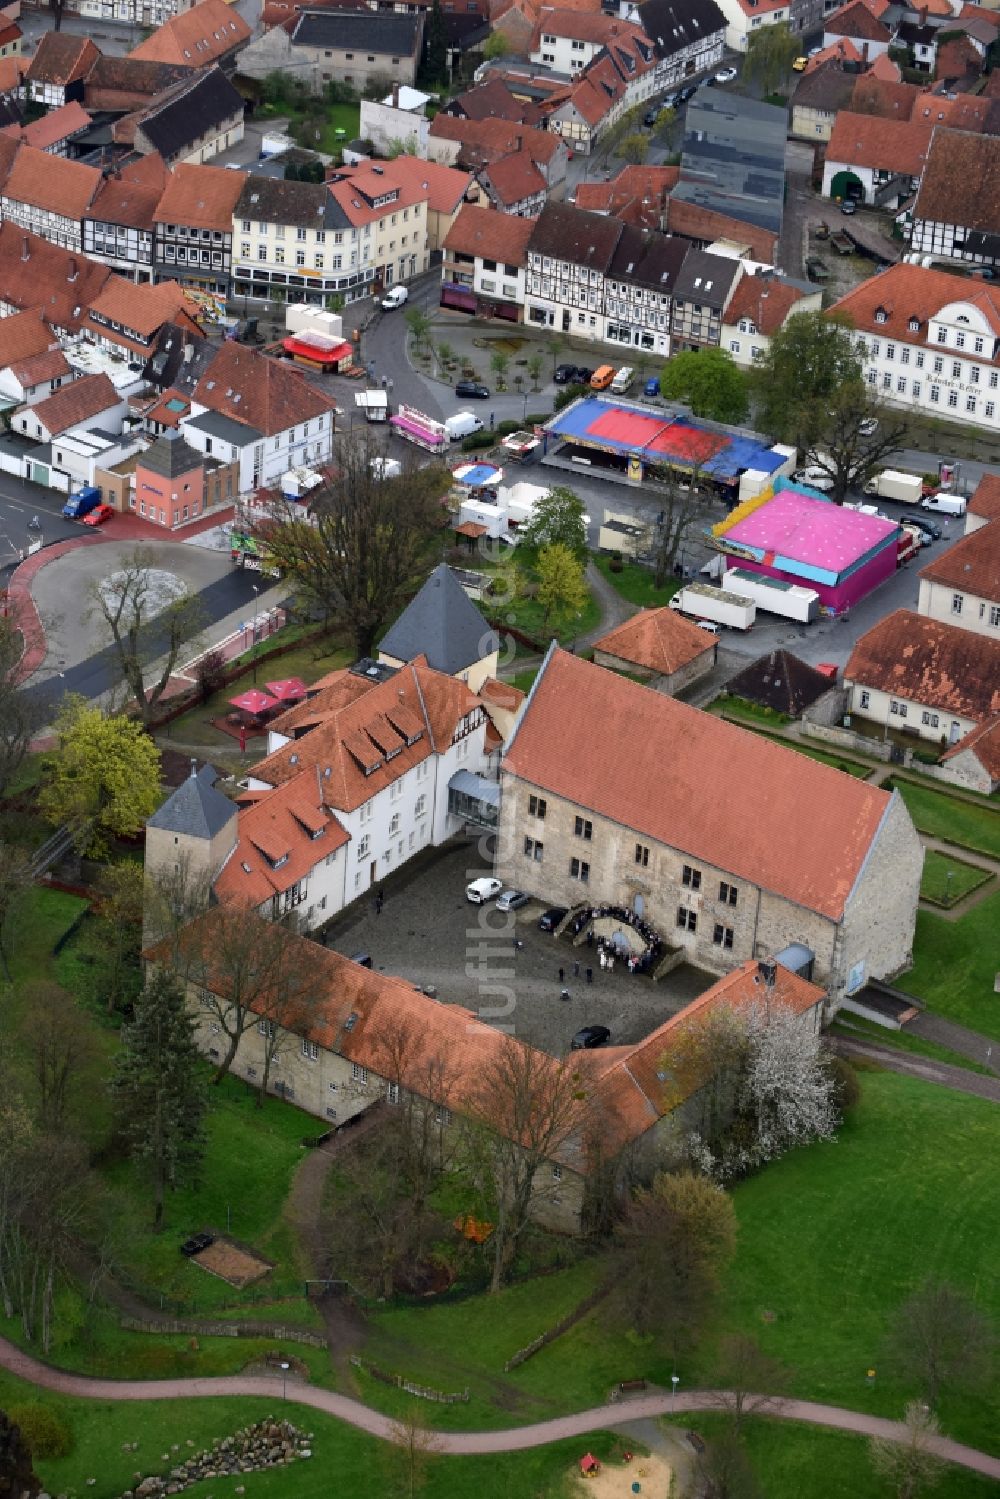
[[2, 1337, 999, 1479]]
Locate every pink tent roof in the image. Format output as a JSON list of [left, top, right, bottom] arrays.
[[229, 688, 280, 715]]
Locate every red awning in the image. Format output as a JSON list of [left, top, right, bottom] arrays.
[[265, 677, 309, 701], [229, 689, 280, 715]]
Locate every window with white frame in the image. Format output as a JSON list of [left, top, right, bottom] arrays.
[[351, 1063, 368, 1084], [301, 1039, 318, 1061]]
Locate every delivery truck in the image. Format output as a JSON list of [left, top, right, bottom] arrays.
[[669, 583, 756, 630], [863, 469, 923, 504], [722, 568, 820, 623]]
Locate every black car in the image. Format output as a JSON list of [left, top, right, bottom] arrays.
[[643, 105, 661, 127], [538, 906, 568, 932], [571, 1025, 611, 1050], [903, 513, 942, 540], [676, 83, 698, 104], [574, 366, 594, 383], [455, 379, 489, 399], [180, 1232, 215, 1257], [554, 364, 578, 384], [840, 198, 857, 216]]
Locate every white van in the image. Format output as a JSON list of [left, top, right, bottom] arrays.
[[381, 285, 409, 310], [611, 366, 635, 394], [445, 411, 484, 442], [921, 492, 966, 516]]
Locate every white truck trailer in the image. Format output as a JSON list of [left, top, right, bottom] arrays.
[[669, 583, 756, 630], [863, 469, 923, 504], [722, 568, 820, 623]]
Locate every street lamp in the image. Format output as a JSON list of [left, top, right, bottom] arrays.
[[280, 1360, 290, 1400], [251, 584, 259, 683], [671, 1374, 679, 1413]]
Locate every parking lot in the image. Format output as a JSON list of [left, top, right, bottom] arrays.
[[321, 841, 715, 1058]]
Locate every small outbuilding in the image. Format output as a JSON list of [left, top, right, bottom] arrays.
[[723, 649, 837, 718], [592, 606, 717, 696]]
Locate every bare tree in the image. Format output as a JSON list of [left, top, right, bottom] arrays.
[[803, 388, 910, 505], [0, 1083, 32, 1320], [0, 843, 32, 983], [696, 1427, 762, 1499], [0, 616, 41, 798], [383, 1407, 443, 1498], [143, 851, 214, 955], [869, 1403, 946, 1499], [886, 1279, 995, 1408], [462, 1036, 587, 1292], [367, 1013, 458, 1211], [87, 546, 206, 723], [257, 435, 449, 657], [709, 1332, 791, 1432], [19, 982, 100, 1135], [85, 860, 146, 1015], [249, 925, 328, 1108], [642, 467, 711, 587]]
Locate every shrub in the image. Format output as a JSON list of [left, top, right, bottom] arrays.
[[496, 418, 522, 437], [461, 430, 496, 453], [8, 1404, 74, 1459], [609, 559, 624, 574], [525, 412, 550, 425], [554, 382, 589, 412], [826, 1054, 861, 1118]]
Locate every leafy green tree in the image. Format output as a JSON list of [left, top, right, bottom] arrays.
[[526, 352, 544, 391], [86, 860, 146, 1016], [753, 311, 863, 447], [518, 485, 588, 557], [743, 21, 799, 95], [111, 968, 207, 1230], [661, 348, 748, 424], [482, 30, 510, 60], [489, 349, 509, 389], [424, 0, 448, 81], [0, 616, 40, 798], [404, 306, 431, 351], [618, 132, 648, 164], [536, 543, 588, 630], [38, 699, 161, 858]]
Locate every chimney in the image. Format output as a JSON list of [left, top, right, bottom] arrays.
[[68, 257, 79, 283], [20, 235, 29, 262], [189, 757, 198, 779]]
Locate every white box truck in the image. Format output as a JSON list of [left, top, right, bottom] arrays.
[[722, 568, 820, 623], [864, 469, 923, 504], [669, 583, 756, 630]]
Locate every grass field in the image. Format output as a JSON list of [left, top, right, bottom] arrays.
[[887, 777, 1000, 860], [902, 890, 1000, 1040], [709, 694, 791, 728], [676, 1416, 999, 1499], [919, 848, 993, 907], [592, 554, 680, 607]]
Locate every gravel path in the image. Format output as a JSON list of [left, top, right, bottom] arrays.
[[2, 1336, 999, 1477], [832, 1037, 1000, 1105]]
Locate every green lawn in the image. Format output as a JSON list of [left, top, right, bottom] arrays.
[[709, 694, 792, 728], [887, 777, 1000, 860], [100, 1071, 315, 1313], [920, 849, 993, 907], [592, 554, 680, 607], [676, 1416, 998, 1499], [6, 886, 88, 992], [257, 100, 361, 156], [510, 667, 540, 694], [494, 584, 602, 648], [717, 718, 872, 778], [902, 890, 1000, 1041], [0, 1365, 627, 1499]]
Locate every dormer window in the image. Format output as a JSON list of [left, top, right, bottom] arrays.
[[874, 307, 888, 324], [908, 317, 920, 332]]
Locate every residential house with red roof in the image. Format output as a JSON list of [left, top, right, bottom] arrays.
[[79, 276, 204, 364], [574, 164, 679, 229], [1, 99, 92, 156], [720, 268, 822, 368], [0, 222, 112, 333], [24, 33, 98, 108], [909, 129, 1000, 274], [821, 111, 934, 208], [129, 0, 251, 70], [500, 645, 923, 1007], [0, 144, 102, 252], [592, 606, 716, 695], [790, 59, 857, 144], [0, 309, 68, 409], [830, 260, 1000, 432], [965, 472, 1000, 535], [180, 340, 336, 489], [939, 717, 1000, 795], [153, 161, 245, 293], [624, 0, 726, 90], [710, 0, 797, 54], [326, 159, 432, 287], [917, 518, 1000, 641], [11, 370, 125, 449], [82, 152, 171, 282], [845, 608, 1000, 747], [441, 202, 537, 321], [823, 0, 892, 63]]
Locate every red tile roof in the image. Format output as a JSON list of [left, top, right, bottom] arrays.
[[826, 111, 933, 176], [662, 197, 778, 264], [830, 260, 1000, 349], [82, 277, 203, 347], [593, 606, 714, 676], [33, 371, 119, 435], [0, 307, 58, 368], [130, 0, 250, 67], [919, 517, 1000, 602], [193, 342, 337, 437], [366, 154, 473, 216], [0, 223, 112, 330], [25, 32, 99, 86], [941, 714, 1000, 780], [13, 99, 91, 151], [214, 772, 349, 907], [483, 149, 545, 207], [443, 202, 537, 265], [9, 347, 71, 387], [85, 151, 171, 232], [968, 474, 1000, 522], [2, 143, 100, 218], [723, 271, 813, 336], [803, 37, 864, 72], [504, 648, 892, 921], [846, 608, 1000, 722], [429, 113, 562, 166], [326, 163, 432, 227], [825, 0, 890, 40], [153, 161, 245, 230], [575, 165, 679, 229], [249, 657, 480, 812], [849, 75, 921, 119], [913, 128, 1000, 235], [868, 50, 901, 80], [0, 56, 28, 97]]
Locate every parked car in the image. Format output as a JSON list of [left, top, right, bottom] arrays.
[[467, 876, 503, 904], [645, 376, 660, 397], [643, 105, 661, 127], [792, 55, 808, 70], [663, 90, 680, 109], [496, 888, 530, 912], [840, 199, 857, 216], [715, 65, 738, 83], [574, 366, 594, 384], [859, 416, 878, 436], [696, 620, 721, 634], [676, 84, 698, 103], [180, 1232, 214, 1257], [571, 1025, 611, 1050], [554, 363, 579, 384], [455, 380, 489, 399], [82, 502, 115, 527], [792, 467, 834, 493], [903, 513, 942, 540], [538, 906, 568, 932]]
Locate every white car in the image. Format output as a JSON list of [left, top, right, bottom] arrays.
[[466, 877, 503, 904], [715, 65, 738, 83], [859, 417, 879, 437], [792, 467, 835, 493]]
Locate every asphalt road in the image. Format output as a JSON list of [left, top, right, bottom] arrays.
[[0, 474, 81, 575]]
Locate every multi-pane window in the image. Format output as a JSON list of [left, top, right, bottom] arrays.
[[351, 1063, 367, 1084], [570, 857, 589, 883], [719, 881, 738, 906], [635, 843, 649, 867], [574, 816, 592, 840], [528, 794, 546, 818], [301, 1039, 318, 1061], [713, 924, 734, 949], [676, 907, 697, 932], [524, 837, 543, 861], [682, 864, 702, 890]]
